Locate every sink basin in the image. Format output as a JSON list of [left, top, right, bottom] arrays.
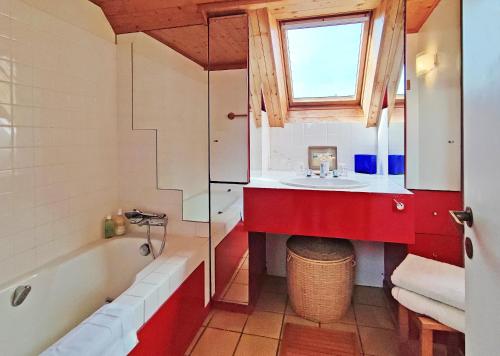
[[280, 177, 368, 190]]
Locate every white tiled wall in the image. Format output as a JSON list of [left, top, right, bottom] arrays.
[[0, 0, 119, 285], [116, 33, 209, 237], [268, 121, 378, 171]]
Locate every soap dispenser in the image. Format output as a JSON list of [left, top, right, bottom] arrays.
[[104, 216, 115, 239]]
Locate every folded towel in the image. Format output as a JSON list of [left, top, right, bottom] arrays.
[[391, 254, 465, 310], [392, 287, 465, 333], [41, 303, 139, 356]]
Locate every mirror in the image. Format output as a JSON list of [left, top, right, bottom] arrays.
[[387, 65, 405, 184], [208, 14, 250, 305], [131, 27, 209, 222], [405, 0, 461, 191]]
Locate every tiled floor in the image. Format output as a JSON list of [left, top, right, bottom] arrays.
[[218, 251, 249, 305], [187, 275, 401, 356]]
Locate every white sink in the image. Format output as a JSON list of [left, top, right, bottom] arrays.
[[280, 176, 368, 190]]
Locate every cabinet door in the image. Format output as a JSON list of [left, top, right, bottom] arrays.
[[413, 190, 462, 236]]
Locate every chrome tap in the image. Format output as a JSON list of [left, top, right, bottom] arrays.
[[124, 209, 168, 259], [124, 209, 167, 226]]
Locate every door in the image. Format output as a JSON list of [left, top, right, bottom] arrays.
[[462, 1, 500, 353]]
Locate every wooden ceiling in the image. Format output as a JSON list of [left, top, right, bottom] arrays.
[[146, 15, 248, 70], [406, 0, 441, 33], [90, 0, 381, 34], [146, 25, 208, 68], [90, 0, 380, 70]]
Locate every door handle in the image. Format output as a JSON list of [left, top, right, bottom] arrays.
[[449, 207, 474, 227]]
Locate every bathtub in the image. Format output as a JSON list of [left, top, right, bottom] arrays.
[[0, 237, 152, 356], [183, 186, 242, 226], [0, 234, 209, 356]]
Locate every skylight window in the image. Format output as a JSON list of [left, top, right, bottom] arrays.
[[282, 13, 370, 106]]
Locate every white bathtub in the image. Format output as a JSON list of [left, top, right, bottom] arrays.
[[0, 233, 210, 356], [183, 185, 243, 227], [0, 237, 154, 356]]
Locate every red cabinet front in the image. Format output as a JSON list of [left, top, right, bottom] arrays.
[[244, 188, 415, 244], [413, 190, 463, 236]]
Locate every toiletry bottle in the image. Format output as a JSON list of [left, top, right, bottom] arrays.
[[104, 215, 115, 239], [319, 160, 330, 178], [112, 209, 127, 236]]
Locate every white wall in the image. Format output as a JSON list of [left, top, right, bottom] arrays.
[[249, 110, 270, 176], [377, 109, 389, 175], [265, 234, 385, 287], [125, 33, 208, 202], [116, 33, 209, 235], [406, 0, 461, 191], [266, 121, 378, 172], [0, 0, 118, 285], [210, 69, 248, 182]]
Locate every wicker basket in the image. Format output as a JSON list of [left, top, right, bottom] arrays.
[[286, 236, 355, 323]]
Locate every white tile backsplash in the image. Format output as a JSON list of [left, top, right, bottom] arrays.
[[0, 0, 118, 285], [268, 121, 378, 171]]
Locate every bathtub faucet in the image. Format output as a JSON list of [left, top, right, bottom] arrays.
[[124, 209, 167, 227], [124, 209, 168, 259]]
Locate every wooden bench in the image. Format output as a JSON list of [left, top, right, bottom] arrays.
[[398, 304, 461, 356]]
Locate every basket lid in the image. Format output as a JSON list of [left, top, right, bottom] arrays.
[[286, 236, 354, 261]]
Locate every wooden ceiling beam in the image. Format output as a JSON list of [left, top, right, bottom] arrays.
[[269, 0, 380, 20], [361, 0, 404, 127], [287, 107, 364, 122], [249, 8, 286, 127], [386, 29, 404, 122]]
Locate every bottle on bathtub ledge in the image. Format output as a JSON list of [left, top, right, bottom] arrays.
[[112, 209, 127, 236], [104, 215, 115, 239]]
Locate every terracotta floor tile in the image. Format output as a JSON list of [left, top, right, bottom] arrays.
[[234, 334, 279, 356], [262, 275, 288, 295], [243, 311, 283, 339], [191, 327, 240, 356], [209, 309, 248, 332], [234, 269, 249, 285], [353, 286, 387, 307], [336, 305, 356, 325], [255, 292, 287, 313], [185, 327, 205, 355], [354, 304, 394, 330], [223, 283, 249, 304], [241, 257, 248, 270], [202, 310, 214, 327], [358, 326, 399, 356], [285, 301, 297, 316]]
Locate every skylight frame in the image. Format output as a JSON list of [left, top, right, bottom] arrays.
[[281, 13, 371, 108]]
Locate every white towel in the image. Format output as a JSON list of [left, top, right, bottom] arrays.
[[392, 287, 465, 333], [391, 254, 465, 310], [41, 303, 139, 356]]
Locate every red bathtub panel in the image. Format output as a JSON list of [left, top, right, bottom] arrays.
[[412, 190, 463, 236], [408, 233, 464, 267], [244, 188, 415, 244], [129, 263, 209, 356], [214, 221, 248, 300]]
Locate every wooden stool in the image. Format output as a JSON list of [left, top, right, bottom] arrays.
[[398, 304, 460, 356]]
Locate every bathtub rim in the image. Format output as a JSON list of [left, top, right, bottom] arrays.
[[0, 234, 152, 294]]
